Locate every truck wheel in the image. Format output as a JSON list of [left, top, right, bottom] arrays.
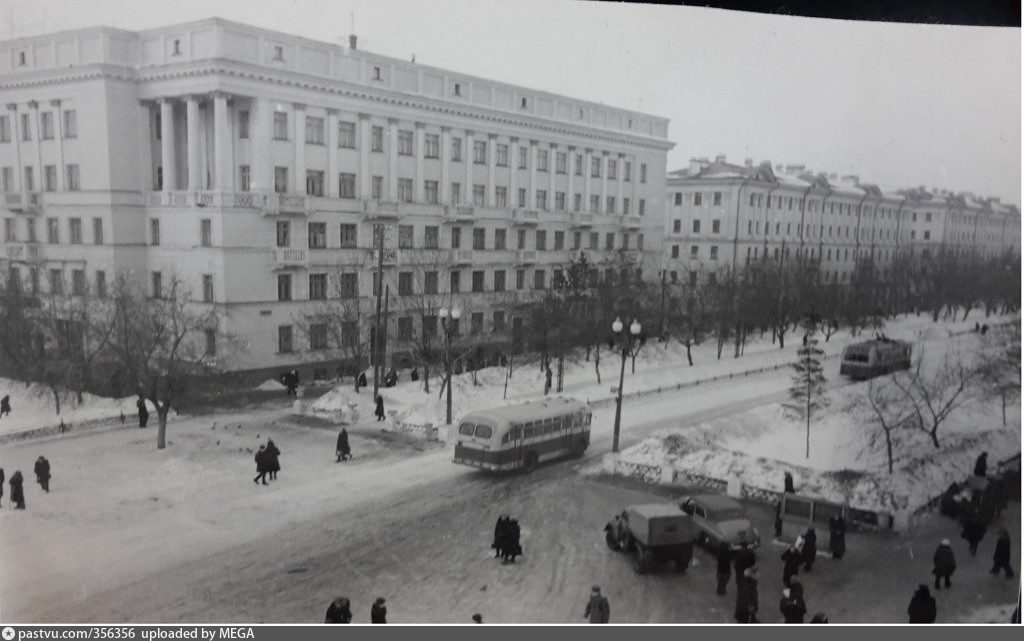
[[633, 545, 650, 574], [605, 530, 620, 551], [676, 554, 690, 572], [522, 451, 539, 473], [572, 439, 588, 458]]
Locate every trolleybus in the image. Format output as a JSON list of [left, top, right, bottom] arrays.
[[839, 336, 912, 380]]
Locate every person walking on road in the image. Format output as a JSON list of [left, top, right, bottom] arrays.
[[493, 515, 510, 558], [325, 597, 352, 623], [583, 585, 610, 623], [974, 452, 988, 478], [779, 587, 806, 623], [735, 567, 759, 623], [375, 395, 386, 422], [991, 528, 1014, 578], [544, 366, 553, 395], [908, 585, 937, 623], [9, 470, 25, 509], [137, 396, 149, 428], [503, 519, 522, 563], [784, 471, 795, 493], [828, 515, 846, 560], [265, 439, 281, 481], [370, 597, 387, 623], [716, 542, 732, 595], [34, 456, 50, 493], [0, 467, 4, 507], [336, 428, 351, 461], [961, 510, 987, 556], [802, 527, 817, 572], [0, 394, 11, 418], [253, 445, 269, 485], [932, 539, 956, 589], [781, 544, 801, 587]]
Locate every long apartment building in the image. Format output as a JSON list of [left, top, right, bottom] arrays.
[[663, 156, 1020, 287], [0, 18, 673, 375]]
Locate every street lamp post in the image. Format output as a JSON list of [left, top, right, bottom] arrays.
[[611, 317, 641, 453], [439, 306, 461, 425]]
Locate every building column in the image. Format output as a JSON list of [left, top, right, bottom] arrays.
[[6, 104, 22, 191], [214, 93, 233, 191], [566, 146, 576, 211], [29, 101, 41, 191], [464, 130, 474, 205], [327, 109, 339, 198], [387, 117, 399, 201], [414, 122, 425, 202], [50, 99, 65, 191], [630, 154, 637, 206], [509, 137, 519, 208], [252, 97, 272, 193], [599, 151, 608, 214], [159, 98, 176, 192], [186, 96, 203, 190], [486, 133, 497, 207], [440, 126, 451, 205], [292, 103, 305, 194], [528, 139, 537, 209], [583, 148, 593, 212], [547, 142, 556, 210], [616, 152, 625, 215], [358, 113, 371, 199]]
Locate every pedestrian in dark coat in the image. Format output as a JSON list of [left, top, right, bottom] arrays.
[[716, 542, 732, 595], [991, 528, 1014, 578], [9, 470, 25, 509], [828, 515, 846, 560], [544, 366, 553, 395], [503, 519, 522, 563], [34, 456, 50, 492], [370, 597, 387, 623], [410, 368, 419, 382], [493, 515, 510, 558], [253, 445, 269, 485], [779, 587, 806, 623], [802, 528, 817, 571], [265, 440, 281, 480], [0, 467, 4, 507], [784, 471, 795, 493], [961, 511, 987, 556], [137, 397, 149, 428], [471, 613, 483, 623], [336, 429, 351, 461], [734, 544, 757, 578], [908, 585, 937, 623], [974, 452, 988, 478], [781, 545, 801, 587], [583, 585, 610, 623], [774, 502, 783, 537], [357, 371, 367, 388], [932, 539, 956, 589], [735, 567, 759, 623], [375, 395, 385, 421], [325, 597, 352, 623], [0, 394, 11, 418]]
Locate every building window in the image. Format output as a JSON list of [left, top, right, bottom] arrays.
[[95, 270, 106, 298], [494, 228, 507, 250], [497, 144, 509, 167], [306, 170, 324, 196], [517, 188, 526, 208], [274, 167, 288, 193], [47, 217, 59, 243], [554, 230, 565, 250], [575, 154, 584, 176], [239, 165, 251, 192], [574, 193, 582, 212], [150, 219, 160, 246], [495, 186, 508, 208], [338, 223, 357, 248], [710, 246, 719, 260], [924, 230, 931, 241], [591, 157, 601, 178], [40, 112, 54, 140], [671, 245, 679, 258], [69, 218, 82, 244], [516, 269, 525, 290], [493, 310, 506, 332], [0, 116, 9, 142], [20, 114, 31, 141], [536, 230, 547, 250], [451, 182, 461, 204], [3, 218, 14, 242], [606, 197, 615, 214], [397, 224, 414, 249], [572, 231, 581, 250], [372, 176, 384, 199], [450, 270, 460, 293], [44, 269, 64, 295], [273, 45, 284, 61], [518, 229, 527, 250], [398, 130, 413, 155], [712, 219, 721, 234], [519, 146, 528, 169], [309, 273, 328, 300], [397, 316, 413, 341], [533, 269, 545, 290], [473, 227, 486, 250], [694, 192, 703, 206], [589, 195, 599, 213], [273, 112, 289, 140], [23, 166, 33, 191], [494, 270, 506, 292], [43, 165, 57, 191], [713, 192, 722, 206], [71, 269, 86, 296], [536, 190, 547, 210], [371, 126, 384, 152], [1, 167, 11, 191], [308, 222, 326, 248], [473, 140, 487, 164], [200, 219, 212, 247], [451, 136, 462, 161], [277, 274, 292, 301], [473, 184, 486, 207], [639, 199, 646, 216], [422, 180, 437, 204], [555, 192, 566, 211], [605, 233, 614, 250], [608, 159, 617, 180], [338, 273, 358, 298], [278, 325, 293, 353], [335, 172, 355, 199], [692, 219, 701, 233], [472, 270, 485, 292], [276, 221, 290, 247], [339, 121, 356, 148], [537, 149, 549, 172], [424, 133, 439, 158], [425, 225, 439, 249], [304, 117, 325, 144], [640, 163, 647, 183], [202, 274, 214, 303], [150, 271, 162, 298], [450, 226, 461, 249], [237, 110, 249, 139], [471, 312, 484, 334], [398, 178, 414, 203], [424, 271, 438, 294]]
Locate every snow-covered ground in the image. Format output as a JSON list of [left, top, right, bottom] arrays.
[[614, 323, 1021, 518]]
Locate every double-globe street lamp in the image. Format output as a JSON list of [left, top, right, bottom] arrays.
[[438, 306, 462, 425], [611, 317, 642, 453]]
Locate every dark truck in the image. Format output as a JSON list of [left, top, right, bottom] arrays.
[[605, 504, 696, 574]]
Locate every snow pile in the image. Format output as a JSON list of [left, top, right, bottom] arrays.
[[255, 378, 286, 392], [304, 387, 360, 424], [0, 377, 165, 437]]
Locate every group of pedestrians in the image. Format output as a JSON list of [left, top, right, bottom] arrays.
[[492, 515, 523, 564], [325, 597, 387, 623], [1, 455, 51, 510], [253, 439, 281, 485]]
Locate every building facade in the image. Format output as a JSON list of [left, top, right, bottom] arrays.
[[663, 156, 1020, 287], [0, 19, 673, 375]]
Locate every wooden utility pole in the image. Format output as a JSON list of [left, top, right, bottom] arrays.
[[372, 226, 385, 399]]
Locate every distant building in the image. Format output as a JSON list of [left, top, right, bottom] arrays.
[[0, 18, 673, 376], [663, 156, 1020, 287]]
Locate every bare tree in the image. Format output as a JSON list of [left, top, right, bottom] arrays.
[[890, 347, 974, 449], [975, 323, 1021, 425], [294, 273, 369, 392], [865, 377, 914, 474]]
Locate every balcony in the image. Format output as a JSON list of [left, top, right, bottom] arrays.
[[516, 249, 538, 265], [274, 248, 307, 269], [4, 242, 41, 261], [364, 200, 402, 221], [450, 249, 474, 265], [365, 247, 399, 265], [570, 212, 594, 228], [443, 205, 475, 224], [259, 193, 307, 216], [3, 192, 41, 214], [623, 215, 643, 229], [512, 209, 539, 226]]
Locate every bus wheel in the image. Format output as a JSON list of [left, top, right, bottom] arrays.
[[572, 440, 587, 458], [522, 451, 539, 473]]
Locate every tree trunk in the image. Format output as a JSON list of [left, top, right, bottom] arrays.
[[51, 384, 61, 416], [594, 346, 601, 384], [884, 426, 894, 474], [557, 353, 564, 392], [156, 404, 169, 449], [929, 428, 940, 449]]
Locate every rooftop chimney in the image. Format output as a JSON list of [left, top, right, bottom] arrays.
[[689, 158, 702, 174], [349, 35, 358, 50]]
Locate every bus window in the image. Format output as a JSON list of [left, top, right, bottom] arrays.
[[458, 423, 476, 436], [525, 427, 535, 438], [474, 424, 492, 439], [501, 433, 509, 444]]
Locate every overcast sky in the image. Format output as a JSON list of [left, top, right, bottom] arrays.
[[4, 0, 1020, 204]]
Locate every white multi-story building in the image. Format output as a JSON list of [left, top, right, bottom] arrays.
[[663, 156, 1019, 287], [0, 18, 673, 376]]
